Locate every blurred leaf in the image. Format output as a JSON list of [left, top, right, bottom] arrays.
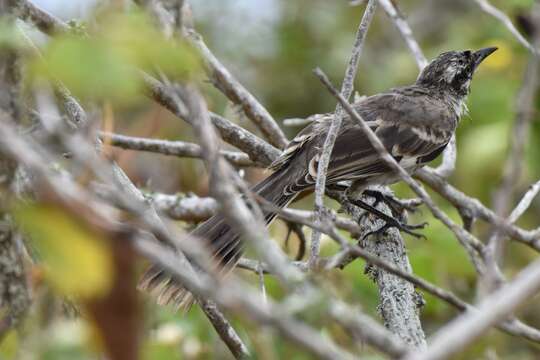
[[30, 10, 201, 104], [0, 330, 18, 360], [0, 20, 24, 51], [99, 11, 201, 78], [31, 35, 141, 103], [142, 342, 182, 360], [14, 204, 113, 299]]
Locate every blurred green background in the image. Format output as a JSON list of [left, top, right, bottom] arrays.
[[2, 0, 540, 359]]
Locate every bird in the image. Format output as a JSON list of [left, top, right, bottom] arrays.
[[138, 47, 497, 310]]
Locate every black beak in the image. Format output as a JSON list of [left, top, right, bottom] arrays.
[[473, 47, 498, 68]]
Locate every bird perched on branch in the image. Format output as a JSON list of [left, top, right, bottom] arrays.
[[139, 47, 497, 309]]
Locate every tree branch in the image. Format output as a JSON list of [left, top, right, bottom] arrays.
[[404, 258, 540, 360], [187, 30, 288, 149], [310, 0, 377, 267], [100, 132, 258, 167]]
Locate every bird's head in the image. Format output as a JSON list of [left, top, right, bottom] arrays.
[[416, 47, 497, 96]]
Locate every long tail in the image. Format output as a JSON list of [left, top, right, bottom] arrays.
[[137, 167, 297, 311]]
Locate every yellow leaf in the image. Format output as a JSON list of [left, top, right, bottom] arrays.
[[14, 204, 113, 299], [0, 330, 18, 359]]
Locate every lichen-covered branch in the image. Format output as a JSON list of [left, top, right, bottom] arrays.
[[0, 0, 30, 337], [343, 192, 427, 349]]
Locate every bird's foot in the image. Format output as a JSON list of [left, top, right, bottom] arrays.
[[362, 218, 427, 240], [346, 197, 427, 239], [362, 189, 422, 219]]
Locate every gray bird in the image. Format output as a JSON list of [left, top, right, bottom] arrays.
[[139, 47, 497, 309]]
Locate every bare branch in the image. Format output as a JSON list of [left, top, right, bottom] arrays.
[[377, 0, 428, 70], [329, 301, 409, 358], [343, 194, 427, 349], [473, 0, 539, 55], [432, 135, 456, 178], [200, 300, 251, 359], [508, 180, 540, 224], [142, 73, 280, 166], [10, 0, 70, 34], [487, 18, 540, 265], [100, 132, 258, 167], [177, 84, 302, 283], [187, 30, 288, 149], [149, 192, 217, 222], [404, 258, 540, 360], [310, 0, 377, 267], [416, 168, 540, 252]]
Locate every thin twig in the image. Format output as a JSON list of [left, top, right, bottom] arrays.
[[473, 0, 539, 55], [487, 17, 540, 267], [10, 0, 70, 34], [148, 192, 217, 222], [187, 30, 288, 149], [99, 132, 257, 167], [508, 180, 540, 224], [309, 0, 377, 268], [416, 168, 540, 252], [404, 258, 540, 360], [377, 0, 428, 70], [142, 73, 280, 166]]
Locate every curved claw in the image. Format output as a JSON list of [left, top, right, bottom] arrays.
[[363, 221, 428, 240]]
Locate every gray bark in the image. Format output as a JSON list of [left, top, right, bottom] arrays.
[[0, 0, 31, 338], [344, 186, 427, 349]]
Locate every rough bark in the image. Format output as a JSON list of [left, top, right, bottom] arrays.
[[344, 187, 427, 349], [0, 0, 31, 338]]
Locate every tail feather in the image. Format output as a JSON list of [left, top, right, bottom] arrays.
[[138, 167, 297, 311]]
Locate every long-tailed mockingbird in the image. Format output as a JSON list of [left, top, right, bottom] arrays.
[[139, 47, 497, 309]]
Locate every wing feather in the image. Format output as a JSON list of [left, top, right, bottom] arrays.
[[273, 87, 457, 194]]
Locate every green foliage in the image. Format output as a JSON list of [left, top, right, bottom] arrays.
[[30, 10, 201, 104], [0, 330, 18, 360]]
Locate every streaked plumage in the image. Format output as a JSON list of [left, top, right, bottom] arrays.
[[139, 47, 497, 310]]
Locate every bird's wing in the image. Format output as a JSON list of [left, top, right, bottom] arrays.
[[279, 89, 456, 194]]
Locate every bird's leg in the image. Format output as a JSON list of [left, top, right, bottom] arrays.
[[362, 189, 422, 220], [283, 221, 306, 261], [346, 197, 427, 239]]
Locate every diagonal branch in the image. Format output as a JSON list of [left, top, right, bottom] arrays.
[[309, 0, 378, 268], [377, 0, 428, 70], [187, 30, 288, 149], [404, 258, 540, 360], [473, 0, 539, 55]]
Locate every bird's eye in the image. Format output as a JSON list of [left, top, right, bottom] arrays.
[[463, 50, 471, 57]]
